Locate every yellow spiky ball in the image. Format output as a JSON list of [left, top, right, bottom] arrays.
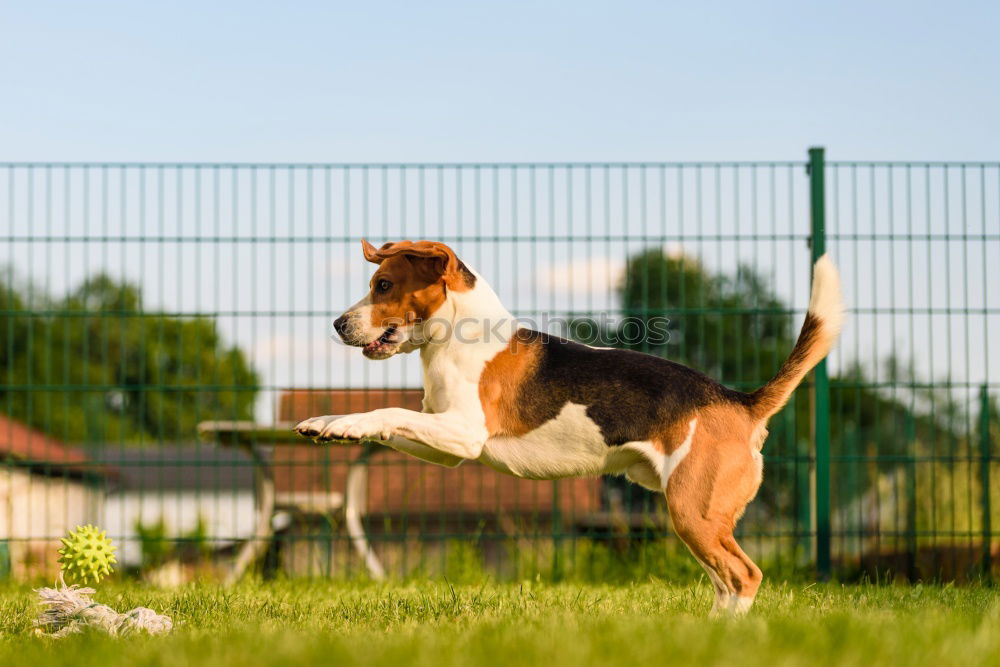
[[58, 524, 117, 585]]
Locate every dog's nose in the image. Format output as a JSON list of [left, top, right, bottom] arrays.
[[333, 315, 349, 337]]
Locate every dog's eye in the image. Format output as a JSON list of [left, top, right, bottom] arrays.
[[375, 279, 393, 293]]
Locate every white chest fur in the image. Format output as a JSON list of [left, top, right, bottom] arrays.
[[419, 287, 514, 416]]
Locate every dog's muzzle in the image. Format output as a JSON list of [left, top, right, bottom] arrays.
[[333, 312, 402, 359], [360, 324, 400, 359]]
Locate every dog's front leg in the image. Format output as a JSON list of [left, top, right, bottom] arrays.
[[296, 414, 464, 466], [297, 408, 486, 461]]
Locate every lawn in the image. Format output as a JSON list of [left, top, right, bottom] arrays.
[[1, 580, 998, 666]]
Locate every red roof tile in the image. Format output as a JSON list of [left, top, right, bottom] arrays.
[[279, 388, 424, 422], [0, 413, 108, 477]]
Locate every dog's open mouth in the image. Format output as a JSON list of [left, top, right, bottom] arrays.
[[362, 325, 399, 358]]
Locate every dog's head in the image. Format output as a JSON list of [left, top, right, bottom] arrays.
[[334, 240, 476, 359]]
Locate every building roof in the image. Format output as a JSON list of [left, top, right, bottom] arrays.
[[278, 388, 423, 423], [91, 444, 254, 492], [0, 413, 110, 478]]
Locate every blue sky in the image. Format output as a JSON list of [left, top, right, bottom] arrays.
[[2, 2, 996, 419], [2, 1, 998, 162]]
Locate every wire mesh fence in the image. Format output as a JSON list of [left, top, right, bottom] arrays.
[[0, 152, 996, 583]]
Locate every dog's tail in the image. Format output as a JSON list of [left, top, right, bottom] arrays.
[[748, 255, 844, 421]]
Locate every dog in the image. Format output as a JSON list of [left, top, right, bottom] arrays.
[[296, 239, 844, 615]]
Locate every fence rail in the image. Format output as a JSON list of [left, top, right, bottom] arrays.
[[1, 149, 996, 582]]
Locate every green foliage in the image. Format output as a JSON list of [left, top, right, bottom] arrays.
[[618, 250, 791, 384], [0, 271, 258, 442], [135, 516, 214, 572], [441, 540, 489, 585], [135, 518, 171, 570], [580, 248, 971, 515], [540, 538, 708, 584], [429, 537, 708, 585], [569, 250, 794, 394]]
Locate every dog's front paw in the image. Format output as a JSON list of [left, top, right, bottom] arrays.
[[317, 413, 392, 442], [294, 415, 340, 439]]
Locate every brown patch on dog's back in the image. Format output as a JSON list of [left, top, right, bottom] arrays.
[[479, 329, 543, 437]]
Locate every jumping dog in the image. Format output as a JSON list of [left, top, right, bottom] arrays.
[[296, 239, 844, 614]]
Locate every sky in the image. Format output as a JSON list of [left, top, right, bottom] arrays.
[[1, 0, 999, 163], [1, 2, 997, 421]]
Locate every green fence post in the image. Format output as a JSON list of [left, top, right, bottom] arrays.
[[981, 385, 993, 579], [905, 411, 918, 580], [551, 480, 563, 581], [808, 146, 832, 580], [0, 540, 9, 579]]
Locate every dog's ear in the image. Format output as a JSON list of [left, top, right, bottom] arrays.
[[362, 240, 466, 286], [361, 239, 383, 264]]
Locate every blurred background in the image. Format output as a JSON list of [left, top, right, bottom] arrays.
[[0, 1, 997, 584]]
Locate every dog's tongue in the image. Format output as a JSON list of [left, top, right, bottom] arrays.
[[364, 326, 396, 354], [362, 327, 396, 353]]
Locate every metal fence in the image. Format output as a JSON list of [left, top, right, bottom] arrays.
[[1, 149, 996, 583]]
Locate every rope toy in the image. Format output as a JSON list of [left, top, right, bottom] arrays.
[[32, 525, 173, 638], [33, 579, 174, 637]]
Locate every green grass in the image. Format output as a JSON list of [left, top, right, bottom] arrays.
[[1, 580, 999, 666]]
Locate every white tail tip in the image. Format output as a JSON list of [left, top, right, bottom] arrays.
[[808, 254, 845, 336]]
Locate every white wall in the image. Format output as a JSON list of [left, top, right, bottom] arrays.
[[0, 467, 101, 578], [101, 490, 256, 566]]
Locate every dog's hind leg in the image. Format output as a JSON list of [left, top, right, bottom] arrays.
[[665, 434, 763, 616]]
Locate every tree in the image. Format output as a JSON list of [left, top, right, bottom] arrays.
[[578, 249, 962, 516], [0, 272, 258, 443], [617, 249, 792, 388]]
